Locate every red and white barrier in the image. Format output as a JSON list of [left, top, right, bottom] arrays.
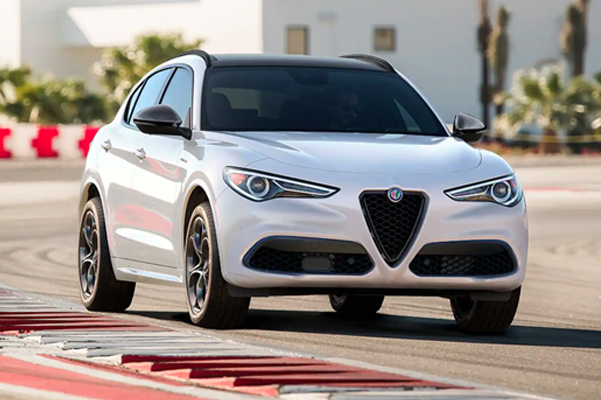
[[0, 125, 101, 159]]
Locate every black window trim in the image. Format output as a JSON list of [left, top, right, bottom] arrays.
[[122, 66, 176, 131], [158, 65, 195, 130], [124, 81, 145, 125]]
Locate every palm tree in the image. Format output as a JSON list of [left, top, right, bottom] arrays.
[[498, 66, 600, 154], [0, 67, 31, 105], [561, 0, 590, 78], [488, 5, 510, 117], [1, 75, 106, 124], [477, 0, 492, 128]]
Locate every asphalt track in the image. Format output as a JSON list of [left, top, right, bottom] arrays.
[[0, 160, 599, 400]]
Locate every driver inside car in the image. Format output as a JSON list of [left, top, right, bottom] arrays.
[[328, 91, 360, 130]]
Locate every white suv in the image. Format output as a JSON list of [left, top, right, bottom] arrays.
[[78, 51, 527, 333]]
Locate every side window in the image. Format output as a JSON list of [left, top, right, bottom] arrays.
[[125, 83, 144, 124], [129, 68, 173, 126], [160, 68, 193, 126]]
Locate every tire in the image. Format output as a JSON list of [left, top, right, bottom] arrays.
[[184, 202, 250, 329], [329, 294, 384, 318], [78, 197, 135, 311], [450, 287, 521, 334]]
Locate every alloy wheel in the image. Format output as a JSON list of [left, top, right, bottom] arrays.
[[79, 211, 98, 299], [186, 216, 211, 314]]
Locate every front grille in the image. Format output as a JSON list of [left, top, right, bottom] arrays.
[[409, 250, 516, 277], [248, 247, 373, 275], [360, 191, 425, 266]]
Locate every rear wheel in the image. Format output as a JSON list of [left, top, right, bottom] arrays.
[[184, 202, 250, 329], [329, 294, 384, 318], [78, 197, 135, 311], [450, 287, 521, 334]]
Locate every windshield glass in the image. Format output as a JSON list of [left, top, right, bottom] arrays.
[[201, 67, 447, 135]]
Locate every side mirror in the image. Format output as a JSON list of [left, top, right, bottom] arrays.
[[133, 105, 192, 140], [452, 113, 486, 143]]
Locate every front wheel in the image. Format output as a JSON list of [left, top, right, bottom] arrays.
[[329, 294, 384, 318], [450, 287, 521, 334], [184, 202, 250, 329]]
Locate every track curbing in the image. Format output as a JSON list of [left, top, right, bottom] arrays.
[[0, 284, 556, 399]]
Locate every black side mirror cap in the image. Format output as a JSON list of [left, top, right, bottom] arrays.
[[133, 104, 192, 140], [452, 113, 486, 143]]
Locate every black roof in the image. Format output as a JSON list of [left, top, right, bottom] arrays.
[[174, 50, 394, 72], [211, 54, 385, 71]]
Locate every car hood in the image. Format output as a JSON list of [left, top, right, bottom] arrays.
[[222, 131, 482, 174]]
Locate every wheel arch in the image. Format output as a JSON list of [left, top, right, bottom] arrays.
[[182, 185, 211, 245], [79, 180, 103, 214]]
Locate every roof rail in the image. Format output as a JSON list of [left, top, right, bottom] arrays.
[[174, 49, 214, 68], [340, 54, 395, 72]]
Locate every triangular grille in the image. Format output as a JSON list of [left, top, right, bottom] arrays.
[[360, 191, 425, 266]]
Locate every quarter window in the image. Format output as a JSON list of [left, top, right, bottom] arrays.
[[125, 84, 144, 124], [374, 27, 396, 52], [160, 68, 193, 127], [129, 68, 172, 125], [287, 26, 309, 55]]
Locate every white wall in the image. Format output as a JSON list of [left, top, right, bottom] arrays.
[[17, 0, 197, 84], [263, 0, 601, 123], [15, 0, 263, 87], [0, 0, 21, 68], [193, 0, 263, 54]]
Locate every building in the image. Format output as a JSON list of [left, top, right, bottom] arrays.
[[1, 0, 600, 122]]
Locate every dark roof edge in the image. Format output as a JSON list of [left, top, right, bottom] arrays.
[[340, 54, 395, 72], [174, 50, 215, 68]]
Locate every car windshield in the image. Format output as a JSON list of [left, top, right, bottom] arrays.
[[201, 66, 447, 136]]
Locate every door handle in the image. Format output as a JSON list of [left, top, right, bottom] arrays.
[[134, 148, 146, 161], [100, 139, 112, 152]]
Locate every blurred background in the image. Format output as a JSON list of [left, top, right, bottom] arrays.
[[0, 0, 600, 155]]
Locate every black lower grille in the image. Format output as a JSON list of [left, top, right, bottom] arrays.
[[410, 250, 516, 277], [248, 247, 373, 275], [360, 191, 425, 266]]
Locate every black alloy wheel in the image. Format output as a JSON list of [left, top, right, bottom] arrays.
[[184, 202, 250, 329], [78, 197, 135, 311]]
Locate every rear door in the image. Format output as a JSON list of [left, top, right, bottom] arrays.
[[108, 67, 174, 263], [95, 85, 143, 261], [131, 67, 193, 269]]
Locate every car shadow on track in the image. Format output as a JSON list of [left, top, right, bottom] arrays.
[[244, 309, 601, 349], [127, 309, 601, 349]]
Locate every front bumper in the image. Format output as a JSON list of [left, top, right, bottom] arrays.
[[214, 169, 528, 293]]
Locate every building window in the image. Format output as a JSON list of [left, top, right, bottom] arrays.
[[374, 27, 396, 52], [287, 26, 309, 55]]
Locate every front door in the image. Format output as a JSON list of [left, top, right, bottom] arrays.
[[108, 67, 174, 263], [131, 67, 192, 269]]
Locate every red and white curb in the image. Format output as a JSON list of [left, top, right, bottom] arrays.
[[0, 287, 553, 400], [0, 125, 100, 159]]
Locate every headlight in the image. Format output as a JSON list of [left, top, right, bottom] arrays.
[[223, 167, 338, 201], [445, 174, 523, 207]]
